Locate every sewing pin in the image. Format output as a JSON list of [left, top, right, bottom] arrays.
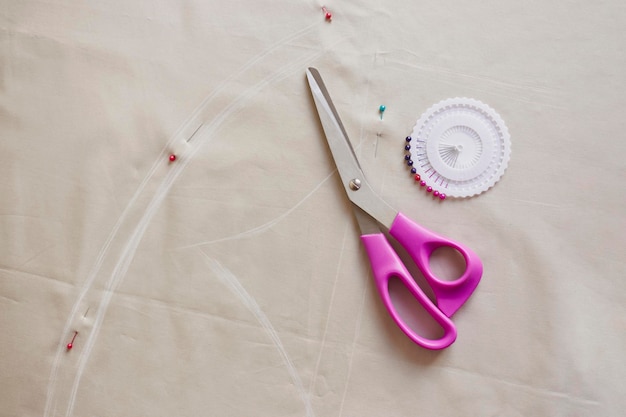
[[322, 6, 332, 21], [66, 331, 78, 350], [379, 104, 386, 119]]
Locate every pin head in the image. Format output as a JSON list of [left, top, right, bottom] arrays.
[[169, 154, 176, 162]]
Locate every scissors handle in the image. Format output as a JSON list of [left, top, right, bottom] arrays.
[[361, 234, 457, 349], [389, 213, 482, 317]]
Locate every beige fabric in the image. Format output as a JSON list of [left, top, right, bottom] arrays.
[[1, 1, 624, 416]]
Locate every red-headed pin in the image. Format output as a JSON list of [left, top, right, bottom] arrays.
[[67, 331, 78, 350], [322, 6, 332, 21], [169, 154, 176, 162]]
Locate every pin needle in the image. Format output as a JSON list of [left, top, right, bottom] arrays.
[[186, 123, 203, 143]]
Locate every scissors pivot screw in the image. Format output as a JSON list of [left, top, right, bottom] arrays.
[[349, 178, 362, 191]]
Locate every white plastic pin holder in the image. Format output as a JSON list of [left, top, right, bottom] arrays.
[[405, 98, 511, 198]]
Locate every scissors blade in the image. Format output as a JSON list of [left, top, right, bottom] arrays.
[[306, 67, 397, 229]]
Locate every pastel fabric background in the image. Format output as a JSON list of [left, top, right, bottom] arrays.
[[1, 1, 624, 416]]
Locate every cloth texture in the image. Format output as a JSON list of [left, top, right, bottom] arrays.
[[1, 1, 624, 416]]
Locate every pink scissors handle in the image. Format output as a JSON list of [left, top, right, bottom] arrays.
[[389, 213, 482, 317], [361, 234, 457, 350], [360, 213, 482, 349]]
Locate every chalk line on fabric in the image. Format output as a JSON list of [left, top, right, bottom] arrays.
[[201, 254, 315, 417], [60, 40, 336, 417], [307, 224, 348, 396], [174, 170, 335, 250]]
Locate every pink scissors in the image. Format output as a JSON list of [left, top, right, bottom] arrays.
[[306, 68, 483, 350]]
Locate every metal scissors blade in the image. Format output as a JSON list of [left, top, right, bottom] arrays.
[[306, 67, 397, 230]]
